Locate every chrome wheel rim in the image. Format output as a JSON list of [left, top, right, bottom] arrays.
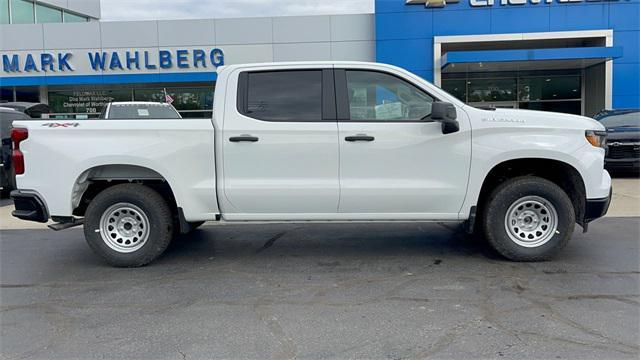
[[504, 196, 558, 248], [99, 203, 150, 253]]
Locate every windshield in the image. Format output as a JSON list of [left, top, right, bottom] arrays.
[[595, 111, 640, 128], [107, 103, 181, 120]]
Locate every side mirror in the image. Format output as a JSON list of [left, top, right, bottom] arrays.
[[431, 101, 459, 134]]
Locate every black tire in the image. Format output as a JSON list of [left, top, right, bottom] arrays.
[[84, 184, 173, 267], [481, 176, 575, 261]]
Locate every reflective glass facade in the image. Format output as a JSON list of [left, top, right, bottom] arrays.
[[44, 84, 214, 119], [0, 0, 9, 24], [443, 71, 583, 114], [2, 0, 90, 24], [36, 3, 62, 24], [11, 0, 34, 24]]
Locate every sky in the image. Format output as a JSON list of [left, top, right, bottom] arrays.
[[100, 0, 375, 21]]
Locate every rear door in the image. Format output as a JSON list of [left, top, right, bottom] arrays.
[[335, 67, 471, 219], [221, 67, 340, 220]]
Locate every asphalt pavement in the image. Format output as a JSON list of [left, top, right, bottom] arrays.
[[1, 218, 639, 359]]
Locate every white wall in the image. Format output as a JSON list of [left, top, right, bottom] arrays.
[[0, 14, 375, 81]]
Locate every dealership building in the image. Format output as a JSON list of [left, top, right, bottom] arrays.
[[1, 0, 638, 118]]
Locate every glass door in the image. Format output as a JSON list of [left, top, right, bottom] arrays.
[[442, 72, 583, 115], [518, 76, 582, 115]]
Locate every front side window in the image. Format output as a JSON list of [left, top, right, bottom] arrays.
[[244, 70, 323, 121], [346, 70, 434, 121]]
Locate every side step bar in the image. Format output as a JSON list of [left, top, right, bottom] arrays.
[[48, 217, 84, 231]]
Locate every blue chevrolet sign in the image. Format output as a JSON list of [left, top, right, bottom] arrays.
[[2, 48, 224, 73]]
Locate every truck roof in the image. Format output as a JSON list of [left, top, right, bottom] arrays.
[[217, 61, 387, 73]]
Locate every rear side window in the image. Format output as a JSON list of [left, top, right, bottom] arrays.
[[107, 104, 181, 119], [241, 70, 323, 121]]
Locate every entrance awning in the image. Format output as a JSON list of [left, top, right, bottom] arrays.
[[441, 46, 623, 73]]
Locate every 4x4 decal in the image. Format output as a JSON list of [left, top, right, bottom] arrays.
[[41, 122, 80, 128]]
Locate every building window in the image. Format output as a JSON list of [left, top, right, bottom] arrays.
[[134, 87, 214, 118], [48, 89, 133, 118], [518, 76, 581, 102], [15, 87, 39, 102], [46, 85, 215, 119], [63, 11, 88, 23], [36, 3, 62, 23], [10, 0, 34, 24], [467, 78, 518, 103], [1, 87, 14, 102], [0, 0, 9, 24], [133, 89, 165, 103], [442, 73, 582, 115], [441, 79, 466, 103]]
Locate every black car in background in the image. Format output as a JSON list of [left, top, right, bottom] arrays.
[[0, 103, 49, 197], [594, 109, 640, 174]]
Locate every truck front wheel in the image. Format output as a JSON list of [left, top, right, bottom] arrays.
[[84, 184, 173, 267], [482, 176, 575, 261]]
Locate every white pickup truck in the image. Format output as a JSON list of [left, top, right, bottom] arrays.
[[10, 61, 611, 267]]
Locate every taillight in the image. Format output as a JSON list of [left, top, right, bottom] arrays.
[[11, 128, 28, 175]]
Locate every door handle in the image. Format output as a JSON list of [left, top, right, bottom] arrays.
[[345, 135, 375, 142], [229, 135, 259, 142]]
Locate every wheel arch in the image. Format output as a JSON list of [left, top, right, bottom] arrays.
[[71, 163, 180, 218], [472, 157, 587, 229]]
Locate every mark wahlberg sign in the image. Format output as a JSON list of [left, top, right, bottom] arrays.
[[1, 48, 224, 75]]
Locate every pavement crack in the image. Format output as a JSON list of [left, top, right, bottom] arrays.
[[562, 294, 640, 306], [0, 284, 37, 288], [255, 231, 287, 253], [175, 347, 187, 360]]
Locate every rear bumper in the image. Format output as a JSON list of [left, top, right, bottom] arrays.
[[584, 187, 612, 224], [10, 190, 49, 223]]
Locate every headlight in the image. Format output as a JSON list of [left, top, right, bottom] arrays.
[[585, 130, 607, 149]]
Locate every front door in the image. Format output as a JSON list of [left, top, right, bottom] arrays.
[[222, 68, 340, 220], [336, 68, 472, 219]]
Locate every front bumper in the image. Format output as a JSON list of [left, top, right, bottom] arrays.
[[11, 190, 49, 223], [605, 158, 640, 172], [584, 187, 612, 224]]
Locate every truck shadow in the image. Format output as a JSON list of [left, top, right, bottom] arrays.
[[162, 222, 503, 265]]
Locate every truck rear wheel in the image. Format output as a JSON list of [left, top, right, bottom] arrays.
[[84, 184, 173, 267], [482, 176, 575, 261]]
